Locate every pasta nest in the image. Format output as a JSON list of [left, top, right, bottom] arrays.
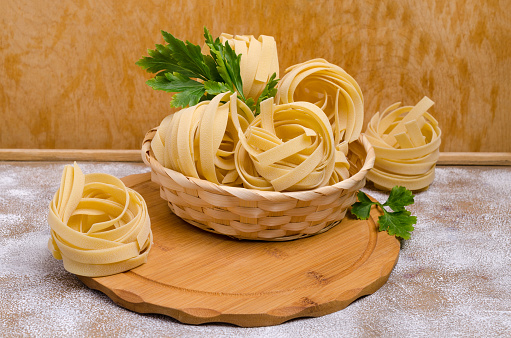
[[234, 98, 349, 192], [364, 96, 442, 191], [276, 58, 364, 145], [219, 33, 279, 101], [48, 163, 153, 277], [151, 92, 254, 186]]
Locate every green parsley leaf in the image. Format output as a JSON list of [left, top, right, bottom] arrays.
[[351, 191, 374, 220], [137, 27, 279, 111], [204, 80, 231, 96], [171, 88, 207, 108], [146, 72, 201, 92], [161, 30, 218, 81], [351, 186, 417, 240], [383, 186, 414, 212], [203, 27, 245, 100], [378, 210, 416, 240], [136, 44, 196, 79], [245, 98, 256, 112], [146, 72, 206, 108]]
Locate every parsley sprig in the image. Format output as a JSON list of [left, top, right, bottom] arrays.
[[351, 186, 417, 240], [136, 27, 278, 113]]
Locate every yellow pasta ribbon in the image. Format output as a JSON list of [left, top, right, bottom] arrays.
[[151, 92, 255, 186], [276, 58, 364, 145], [220, 33, 279, 101], [47, 162, 153, 277], [151, 92, 351, 192], [234, 97, 349, 192], [364, 96, 442, 191]]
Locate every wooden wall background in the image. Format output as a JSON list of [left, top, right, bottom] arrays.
[[1, 0, 510, 152]]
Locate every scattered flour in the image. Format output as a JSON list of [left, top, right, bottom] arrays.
[[0, 162, 510, 337]]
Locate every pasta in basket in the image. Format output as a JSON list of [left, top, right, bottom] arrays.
[[151, 92, 351, 192], [276, 58, 364, 145]]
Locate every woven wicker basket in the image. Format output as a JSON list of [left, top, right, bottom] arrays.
[[141, 128, 375, 241]]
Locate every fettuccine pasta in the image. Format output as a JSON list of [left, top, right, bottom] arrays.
[[276, 58, 364, 145], [48, 162, 153, 277], [220, 33, 279, 101], [151, 91, 350, 192], [233, 96, 350, 192], [151, 92, 255, 186], [148, 52, 372, 192], [364, 96, 442, 191]]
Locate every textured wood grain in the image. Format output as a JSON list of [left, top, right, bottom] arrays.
[[2, 0, 510, 151], [78, 173, 400, 327]]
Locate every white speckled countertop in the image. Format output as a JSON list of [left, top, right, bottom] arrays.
[[1, 162, 510, 337]]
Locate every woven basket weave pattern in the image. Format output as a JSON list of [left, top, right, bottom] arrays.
[[142, 128, 375, 241]]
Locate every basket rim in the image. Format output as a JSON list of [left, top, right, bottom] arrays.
[[141, 127, 375, 200]]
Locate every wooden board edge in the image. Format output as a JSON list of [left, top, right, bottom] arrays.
[[120, 172, 152, 187], [1, 149, 510, 165], [77, 242, 400, 328]]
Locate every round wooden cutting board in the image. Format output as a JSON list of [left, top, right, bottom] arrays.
[[78, 173, 400, 327]]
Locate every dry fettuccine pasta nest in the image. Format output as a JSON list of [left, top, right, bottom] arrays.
[[48, 162, 153, 277], [234, 97, 350, 192], [276, 58, 364, 146], [151, 92, 255, 186], [364, 96, 442, 191]]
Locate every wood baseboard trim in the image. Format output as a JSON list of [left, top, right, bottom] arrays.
[[0, 149, 510, 166], [437, 152, 511, 166], [0, 149, 142, 162]]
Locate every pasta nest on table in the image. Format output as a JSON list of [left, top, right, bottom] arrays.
[[364, 96, 442, 191], [48, 163, 153, 277]]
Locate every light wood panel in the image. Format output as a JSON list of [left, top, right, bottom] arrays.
[[1, 0, 510, 151]]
